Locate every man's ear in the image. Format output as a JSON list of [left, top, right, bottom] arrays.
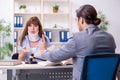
[[79, 17, 83, 24], [81, 17, 84, 24]]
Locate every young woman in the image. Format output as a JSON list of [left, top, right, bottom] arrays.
[[17, 16, 50, 61]]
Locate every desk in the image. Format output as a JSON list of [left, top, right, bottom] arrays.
[[0, 62, 73, 80]]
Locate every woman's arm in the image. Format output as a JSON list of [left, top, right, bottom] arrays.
[[18, 50, 26, 61], [18, 47, 30, 61]]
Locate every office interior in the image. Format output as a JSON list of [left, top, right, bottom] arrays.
[[0, 0, 120, 80]]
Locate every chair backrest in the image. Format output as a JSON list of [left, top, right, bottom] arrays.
[[81, 54, 120, 80], [12, 53, 18, 59]]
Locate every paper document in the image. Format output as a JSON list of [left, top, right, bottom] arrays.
[[0, 60, 22, 66]]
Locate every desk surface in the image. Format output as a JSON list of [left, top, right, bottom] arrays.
[[0, 61, 73, 69]]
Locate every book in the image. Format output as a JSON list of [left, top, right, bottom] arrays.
[[0, 60, 22, 66], [38, 60, 72, 66], [62, 60, 73, 65], [38, 61, 63, 66]]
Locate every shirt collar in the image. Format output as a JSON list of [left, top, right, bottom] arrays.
[[85, 24, 98, 30]]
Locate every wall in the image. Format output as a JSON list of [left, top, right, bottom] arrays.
[[0, 0, 120, 53], [0, 0, 13, 43], [71, 0, 120, 53], [0, 0, 13, 23]]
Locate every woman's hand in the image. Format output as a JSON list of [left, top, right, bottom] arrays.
[[22, 46, 30, 53], [18, 47, 30, 61], [40, 34, 47, 51]]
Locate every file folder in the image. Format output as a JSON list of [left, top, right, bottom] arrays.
[[44, 31, 52, 42], [19, 16, 23, 27], [14, 16, 23, 27], [14, 31, 18, 42], [59, 31, 69, 42]]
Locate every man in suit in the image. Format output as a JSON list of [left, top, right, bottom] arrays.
[[38, 4, 116, 80]]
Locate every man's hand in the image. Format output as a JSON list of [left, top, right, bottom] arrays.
[[40, 34, 47, 51]]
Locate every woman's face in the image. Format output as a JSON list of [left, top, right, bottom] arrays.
[[28, 24, 39, 34]]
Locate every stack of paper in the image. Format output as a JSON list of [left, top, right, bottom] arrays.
[[38, 61, 63, 66], [0, 60, 22, 66]]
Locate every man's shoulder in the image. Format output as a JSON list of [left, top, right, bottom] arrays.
[[68, 32, 85, 42], [72, 32, 85, 37]]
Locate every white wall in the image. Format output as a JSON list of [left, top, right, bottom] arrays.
[[0, 0, 13, 23], [0, 0, 13, 43], [0, 0, 120, 53]]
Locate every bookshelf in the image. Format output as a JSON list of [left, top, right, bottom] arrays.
[[14, 0, 71, 53]]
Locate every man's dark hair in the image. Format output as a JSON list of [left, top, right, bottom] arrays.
[[76, 4, 101, 25]]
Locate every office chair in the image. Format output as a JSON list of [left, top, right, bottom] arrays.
[[81, 54, 120, 80], [12, 53, 18, 59]]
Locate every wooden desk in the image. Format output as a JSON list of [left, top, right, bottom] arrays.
[[0, 62, 73, 80]]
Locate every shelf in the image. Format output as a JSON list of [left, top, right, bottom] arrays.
[[14, 0, 41, 14], [43, 0, 69, 2], [15, 0, 41, 1], [14, 12, 41, 15], [14, 27, 24, 30], [44, 27, 69, 31], [14, 0, 71, 51], [43, 13, 69, 15]]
